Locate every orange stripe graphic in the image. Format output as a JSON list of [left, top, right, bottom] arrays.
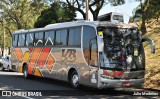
[[14, 48, 23, 61], [34, 68, 42, 77], [19, 51, 30, 73], [37, 48, 51, 69], [28, 48, 41, 74]]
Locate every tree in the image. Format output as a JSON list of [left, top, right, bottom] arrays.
[[0, 0, 46, 30], [132, 0, 160, 34], [0, 0, 46, 48], [34, 1, 76, 28], [145, 0, 160, 22], [66, 0, 125, 21]]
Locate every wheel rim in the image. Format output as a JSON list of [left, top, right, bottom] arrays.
[[72, 73, 79, 87]]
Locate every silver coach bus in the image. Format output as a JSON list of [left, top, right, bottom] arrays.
[[11, 21, 155, 89]]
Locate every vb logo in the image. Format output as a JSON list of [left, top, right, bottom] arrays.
[[62, 49, 76, 62]]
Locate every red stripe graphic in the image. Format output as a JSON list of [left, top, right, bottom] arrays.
[[29, 48, 33, 52], [37, 48, 51, 69], [103, 70, 124, 77], [46, 54, 55, 72]]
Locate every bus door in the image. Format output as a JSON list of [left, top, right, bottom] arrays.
[[89, 39, 99, 86]]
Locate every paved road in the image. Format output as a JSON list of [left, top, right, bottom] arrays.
[[0, 69, 159, 99]]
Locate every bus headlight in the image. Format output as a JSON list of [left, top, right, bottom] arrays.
[[101, 74, 114, 79]]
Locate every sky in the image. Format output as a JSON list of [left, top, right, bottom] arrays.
[[76, 0, 140, 23]]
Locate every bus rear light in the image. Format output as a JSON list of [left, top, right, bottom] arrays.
[[101, 75, 114, 79], [122, 82, 130, 86]]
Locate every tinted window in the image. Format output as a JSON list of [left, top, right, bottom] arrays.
[[18, 35, 21, 46], [18, 34, 25, 46], [91, 40, 98, 61], [68, 29, 74, 45], [61, 29, 67, 45], [21, 34, 25, 46], [83, 26, 96, 63], [34, 32, 43, 46], [44, 31, 54, 46], [13, 35, 18, 46], [55, 29, 67, 46], [74, 27, 81, 46], [68, 27, 81, 46], [26, 33, 34, 46], [55, 30, 61, 45]]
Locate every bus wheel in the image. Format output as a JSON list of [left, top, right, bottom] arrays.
[[70, 71, 80, 88], [137, 44, 145, 68], [23, 65, 30, 79], [7, 65, 10, 72], [1, 65, 4, 71]]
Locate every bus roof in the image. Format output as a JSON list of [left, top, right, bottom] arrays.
[[12, 21, 135, 34]]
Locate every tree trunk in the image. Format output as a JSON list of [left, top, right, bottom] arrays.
[[141, 13, 147, 35], [140, 0, 147, 35], [93, 12, 98, 21]]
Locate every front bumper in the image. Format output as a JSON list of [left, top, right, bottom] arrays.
[[98, 78, 144, 89]]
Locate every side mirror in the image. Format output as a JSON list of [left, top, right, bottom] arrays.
[[97, 36, 104, 52], [142, 37, 155, 53]]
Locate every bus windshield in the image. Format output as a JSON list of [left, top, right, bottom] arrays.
[[99, 27, 142, 70]]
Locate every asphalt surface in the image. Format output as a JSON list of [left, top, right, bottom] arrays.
[[0, 68, 159, 99]]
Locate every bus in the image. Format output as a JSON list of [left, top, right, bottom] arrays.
[[11, 21, 155, 89], [98, 12, 124, 23]]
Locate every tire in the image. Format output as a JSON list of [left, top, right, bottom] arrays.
[[137, 44, 145, 69], [7, 65, 10, 72], [23, 65, 30, 79], [70, 71, 80, 88], [1, 64, 4, 71]]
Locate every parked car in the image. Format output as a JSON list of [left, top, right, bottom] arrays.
[[0, 55, 3, 66], [1, 55, 11, 71]]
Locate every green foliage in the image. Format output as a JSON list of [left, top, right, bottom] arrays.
[[0, 0, 47, 48], [132, 0, 160, 22], [108, 0, 125, 6], [145, 0, 160, 20], [65, 0, 130, 20], [66, 0, 106, 20], [34, 1, 76, 28]]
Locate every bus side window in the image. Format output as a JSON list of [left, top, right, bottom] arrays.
[[55, 30, 61, 45], [18, 34, 26, 47], [55, 29, 68, 46], [83, 26, 96, 64], [44, 31, 54, 46], [18, 34, 23, 46], [89, 39, 98, 66], [26, 33, 33, 46], [68, 27, 81, 46], [13, 35, 18, 46], [61, 29, 67, 46], [34, 32, 43, 46]]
